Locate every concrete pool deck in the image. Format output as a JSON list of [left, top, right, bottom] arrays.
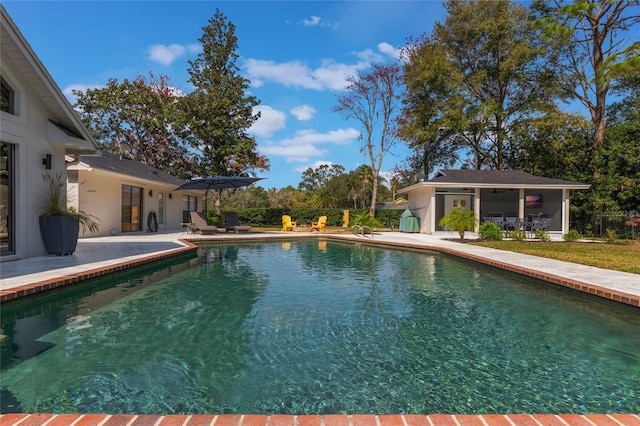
[[1, 230, 639, 307]]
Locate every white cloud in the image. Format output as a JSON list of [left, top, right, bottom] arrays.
[[249, 105, 286, 138], [187, 44, 202, 54], [302, 16, 321, 26], [245, 59, 322, 90], [356, 48, 384, 63], [279, 128, 360, 147], [378, 42, 401, 60], [290, 105, 316, 121], [244, 51, 382, 91], [259, 128, 359, 163], [300, 15, 339, 29], [261, 143, 327, 163], [354, 43, 400, 63], [245, 58, 370, 91], [149, 44, 186, 66], [313, 60, 370, 90]]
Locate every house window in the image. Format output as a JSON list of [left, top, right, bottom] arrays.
[[121, 185, 143, 232], [1, 77, 15, 115], [182, 195, 197, 223], [158, 192, 165, 226], [0, 142, 15, 255]]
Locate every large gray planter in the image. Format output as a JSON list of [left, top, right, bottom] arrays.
[[39, 215, 80, 255]]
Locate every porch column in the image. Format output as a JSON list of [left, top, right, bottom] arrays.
[[429, 189, 436, 234], [562, 188, 569, 235], [474, 188, 481, 233], [518, 189, 525, 218]]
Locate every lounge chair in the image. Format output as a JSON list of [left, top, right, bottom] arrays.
[[190, 211, 220, 235], [311, 216, 327, 232], [224, 211, 252, 233], [281, 215, 297, 232]]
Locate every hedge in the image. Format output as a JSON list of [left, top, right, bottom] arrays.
[[208, 208, 404, 228]]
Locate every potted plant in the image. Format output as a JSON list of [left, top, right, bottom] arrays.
[[39, 173, 99, 255]]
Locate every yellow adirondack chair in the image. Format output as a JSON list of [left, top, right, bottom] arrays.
[[311, 216, 327, 232], [281, 215, 297, 231]]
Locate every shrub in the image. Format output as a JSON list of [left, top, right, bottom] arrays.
[[563, 229, 582, 242], [438, 208, 476, 239], [605, 228, 617, 243], [508, 228, 527, 241], [479, 222, 503, 240], [534, 229, 551, 242], [351, 210, 384, 231]]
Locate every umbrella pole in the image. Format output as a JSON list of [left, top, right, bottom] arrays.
[[215, 189, 222, 217]]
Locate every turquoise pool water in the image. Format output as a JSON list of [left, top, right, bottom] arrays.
[[1, 240, 639, 414]]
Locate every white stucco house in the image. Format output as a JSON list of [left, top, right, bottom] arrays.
[[1, 6, 204, 258], [68, 152, 203, 237], [397, 169, 590, 235], [1, 5, 99, 261]]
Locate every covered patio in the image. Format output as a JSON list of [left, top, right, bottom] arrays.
[[397, 170, 590, 235]]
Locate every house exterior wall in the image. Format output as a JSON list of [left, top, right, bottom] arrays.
[[1, 54, 69, 260], [71, 167, 201, 237]]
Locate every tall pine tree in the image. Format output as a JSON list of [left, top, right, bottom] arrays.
[[180, 9, 269, 178]]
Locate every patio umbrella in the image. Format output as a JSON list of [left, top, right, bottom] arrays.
[[175, 176, 264, 216]]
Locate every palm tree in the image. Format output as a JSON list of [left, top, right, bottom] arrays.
[[310, 187, 338, 208], [439, 208, 476, 239]]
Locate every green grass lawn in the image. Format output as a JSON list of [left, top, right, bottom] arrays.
[[469, 240, 640, 274]]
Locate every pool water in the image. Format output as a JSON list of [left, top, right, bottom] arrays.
[[1, 240, 639, 414]]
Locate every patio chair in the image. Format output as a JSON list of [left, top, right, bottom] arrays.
[[311, 216, 327, 232], [224, 211, 252, 233], [281, 215, 297, 231], [190, 211, 220, 235]]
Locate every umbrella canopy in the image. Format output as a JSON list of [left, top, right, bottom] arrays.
[[175, 176, 264, 192], [175, 176, 264, 216]]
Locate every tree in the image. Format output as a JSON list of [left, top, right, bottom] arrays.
[[179, 9, 269, 179], [333, 63, 403, 218], [73, 74, 195, 178], [439, 208, 477, 239], [598, 74, 640, 212], [310, 187, 338, 208], [267, 186, 307, 209], [298, 164, 346, 192], [513, 110, 592, 182], [223, 186, 270, 209], [534, 0, 640, 180], [400, 0, 560, 171]]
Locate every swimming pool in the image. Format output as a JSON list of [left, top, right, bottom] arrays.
[[1, 240, 639, 414]]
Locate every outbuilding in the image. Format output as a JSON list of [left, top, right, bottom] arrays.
[[397, 169, 590, 235]]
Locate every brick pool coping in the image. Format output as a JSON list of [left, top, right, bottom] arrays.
[[1, 235, 638, 308], [2, 413, 640, 426]]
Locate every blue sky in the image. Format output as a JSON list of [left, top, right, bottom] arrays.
[[4, 1, 446, 190]]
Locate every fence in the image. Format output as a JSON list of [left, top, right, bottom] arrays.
[[571, 210, 640, 239]]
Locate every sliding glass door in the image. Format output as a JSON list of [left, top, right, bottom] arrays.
[[0, 142, 14, 255], [121, 185, 143, 232]]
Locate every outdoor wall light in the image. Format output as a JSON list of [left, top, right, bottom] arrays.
[[168, 193, 172, 200], [148, 190, 153, 197], [42, 153, 52, 169]]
